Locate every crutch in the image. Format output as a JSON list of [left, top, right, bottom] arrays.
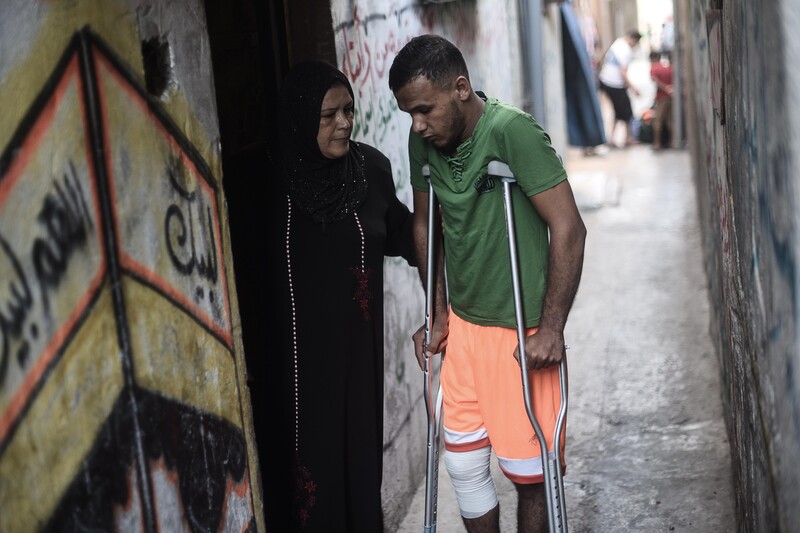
[[488, 160, 569, 532], [422, 163, 445, 533]]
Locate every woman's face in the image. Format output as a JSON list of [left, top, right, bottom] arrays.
[[317, 83, 354, 159]]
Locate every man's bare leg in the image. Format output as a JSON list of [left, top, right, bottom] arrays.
[[463, 504, 500, 533], [515, 482, 548, 533]]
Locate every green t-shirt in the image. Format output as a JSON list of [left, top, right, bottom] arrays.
[[409, 97, 567, 328]]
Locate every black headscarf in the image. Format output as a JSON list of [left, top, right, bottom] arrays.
[[277, 60, 368, 223]]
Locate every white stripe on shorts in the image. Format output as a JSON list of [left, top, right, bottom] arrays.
[[497, 450, 556, 478], [443, 426, 489, 446]]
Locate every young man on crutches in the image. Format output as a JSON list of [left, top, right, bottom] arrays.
[[389, 35, 586, 532]]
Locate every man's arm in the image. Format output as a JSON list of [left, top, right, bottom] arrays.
[[621, 66, 640, 97], [411, 188, 449, 370], [514, 180, 586, 370], [651, 70, 674, 95]]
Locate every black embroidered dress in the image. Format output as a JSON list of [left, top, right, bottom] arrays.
[[227, 61, 414, 532]]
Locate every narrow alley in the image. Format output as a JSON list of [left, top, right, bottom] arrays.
[[5, 2, 798, 531], [396, 144, 736, 532]]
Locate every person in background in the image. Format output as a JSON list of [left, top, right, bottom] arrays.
[[598, 30, 642, 147], [649, 50, 674, 149], [389, 34, 586, 533], [227, 59, 415, 532]]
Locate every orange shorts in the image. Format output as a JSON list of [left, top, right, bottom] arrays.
[[442, 312, 567, 484]]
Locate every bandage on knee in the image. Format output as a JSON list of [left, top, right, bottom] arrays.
[[444, 446, 498, 519]]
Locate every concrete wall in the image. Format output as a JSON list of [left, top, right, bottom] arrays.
[[328, 0, 567, 528], [680, 0, 800, 530], [542, 2, 569, 157], [0, 1, 262, 530]]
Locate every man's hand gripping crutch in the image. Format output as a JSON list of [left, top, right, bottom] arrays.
[[489, 161, 570, 533], [413, 164, 448, 533]]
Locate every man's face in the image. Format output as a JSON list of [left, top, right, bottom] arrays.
[[394, 76, 467, 155], [317, 83, 354, 159]]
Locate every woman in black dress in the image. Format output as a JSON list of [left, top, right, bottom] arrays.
[[228, 60, 415, 532]]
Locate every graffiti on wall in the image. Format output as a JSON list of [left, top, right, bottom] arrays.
[[0, 28, 255, 531], [333, 3, 422, 195], [332, 1, 517, 192]]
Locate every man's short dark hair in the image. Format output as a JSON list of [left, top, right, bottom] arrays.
[[628, 30, 642, 41], [388, 34, 470, 93]]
